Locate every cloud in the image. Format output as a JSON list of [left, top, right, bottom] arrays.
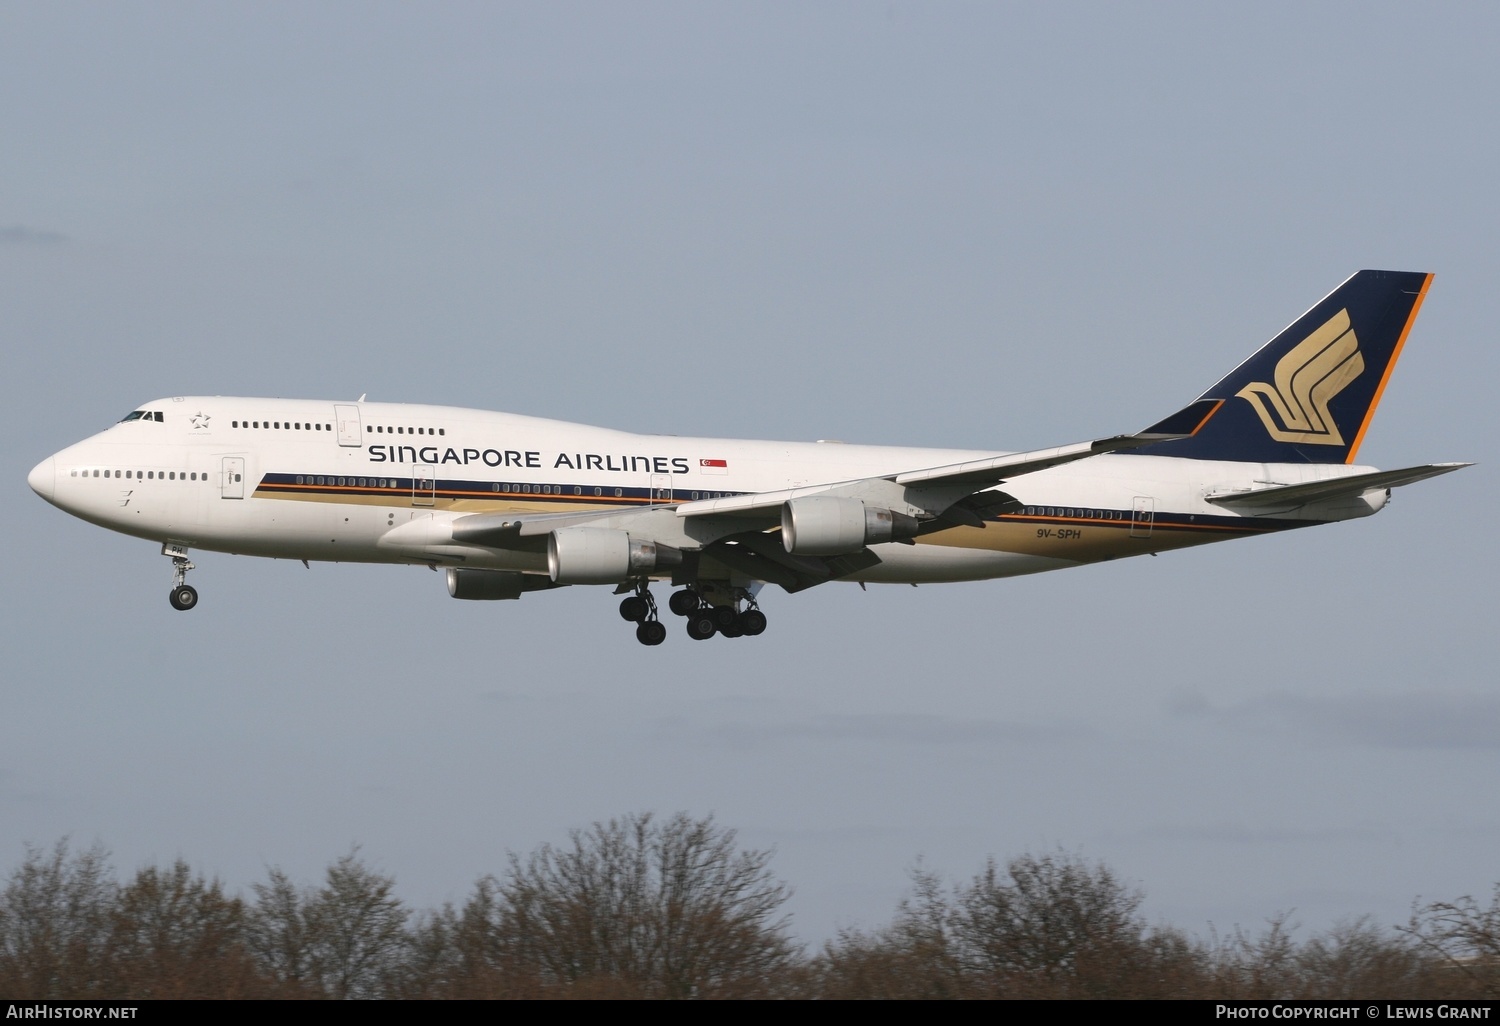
[[0, 225, 68, 245], [1152, 821, 1393, 845], [1175, 690, 1500, 750], [702, 711, 1092, 749]]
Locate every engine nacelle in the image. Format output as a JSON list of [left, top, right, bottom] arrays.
[[446, 568, 530, 600], [547, 527, 682, 584], [780, 496, 919, 555]]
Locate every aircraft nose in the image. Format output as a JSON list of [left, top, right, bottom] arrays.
[[28, 456, 55, 503]]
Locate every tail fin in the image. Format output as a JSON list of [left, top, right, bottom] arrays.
[[1135, 270, 1433, 464]]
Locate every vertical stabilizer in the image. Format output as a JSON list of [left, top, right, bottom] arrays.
[[1135, 270, 1432, 464]]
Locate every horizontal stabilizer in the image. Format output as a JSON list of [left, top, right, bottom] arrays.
[[1205, 462, 1471, 509]]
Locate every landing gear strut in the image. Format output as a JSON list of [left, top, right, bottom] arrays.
[[621, 581, 667, 646], [164, 543, 198, 611]]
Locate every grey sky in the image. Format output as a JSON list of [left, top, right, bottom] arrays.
[[3, 2, 1495, 942]]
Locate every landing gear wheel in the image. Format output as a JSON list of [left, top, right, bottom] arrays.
[[718, 622, 745, 639], [710, 605, 738, 629], [686, 613, 717, 640], [635, 620, 667, 646], [738, 609, 767, 636], [169, 585, 198, 611], [668, 589, 699, 617], [619, 595, 649, 622]]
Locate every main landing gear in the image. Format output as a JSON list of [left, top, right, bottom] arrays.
[[163, 543, 198, 611], [618, 582, 667, 646], [618, 582, 768, 645], [673, 587, 767, 642]]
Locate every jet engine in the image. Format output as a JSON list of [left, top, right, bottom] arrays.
[[547, 526, 683, 584], [780, 496, 919, 555], [446, 568, 532, 600]]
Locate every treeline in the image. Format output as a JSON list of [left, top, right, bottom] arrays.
[[1, 812, 1497, 999]]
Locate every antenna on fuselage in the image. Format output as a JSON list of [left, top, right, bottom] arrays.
[[357, 393, 367, 402]]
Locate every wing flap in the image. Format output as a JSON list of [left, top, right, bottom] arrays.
[[707, 535, 882, 593]]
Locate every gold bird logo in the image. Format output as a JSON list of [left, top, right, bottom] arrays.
[[1236, 309, 1362, 445]]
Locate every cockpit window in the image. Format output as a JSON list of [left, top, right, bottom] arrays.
[[120, 411, 147, 422], [118, 411, 165, 423]]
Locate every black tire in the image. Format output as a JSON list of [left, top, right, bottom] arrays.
[[710, 605, 738, 629], [686, 614, 717, 640], [636, 621, 667, 646], [619, 595, 648, 622], [718, 622, 744, 638], [668, 589, 699, 617], [738, 609, 767, 636], [169, 585, 198, 611]]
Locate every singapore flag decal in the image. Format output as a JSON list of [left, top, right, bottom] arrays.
[[700, 458, 728, 475]]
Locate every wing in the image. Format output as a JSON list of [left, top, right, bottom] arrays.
[[675, 400, 1219, 522], [419, 404, 1212, 591]]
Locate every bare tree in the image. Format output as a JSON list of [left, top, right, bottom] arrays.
[[105, 860, 270, 998], [246, 851, 410, 998], [812, 851, 1200, 999], [304, 849, 410, 999], [246, 866, 314, 993], [945, 850, 1179, 997], [492, 812, 798, 997], [0, 841, 115, 998], [1404, 885, 1500, 998], [814, 864, 967, 999]]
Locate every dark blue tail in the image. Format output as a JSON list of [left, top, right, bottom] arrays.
[[1135, 270, 1432, 464]]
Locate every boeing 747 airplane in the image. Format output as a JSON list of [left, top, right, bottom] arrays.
[[28, 270, 1468, 645]]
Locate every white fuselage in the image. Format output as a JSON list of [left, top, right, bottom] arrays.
[[29, 397, 1385, 587]]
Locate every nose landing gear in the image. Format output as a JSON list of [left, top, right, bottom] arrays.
[[163, 543, 198, 611]]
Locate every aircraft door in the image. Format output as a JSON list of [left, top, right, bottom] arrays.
[[1130, 496, 1154, 538], [650, 474, 672, 505], [221, 457, 245, 500], [412, 464, 436, 506], [334, 404, 363, 447]]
